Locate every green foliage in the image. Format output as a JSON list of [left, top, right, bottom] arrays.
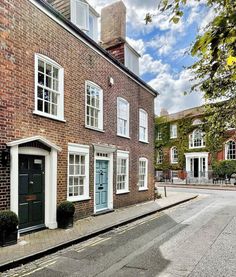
[[148, 0, 236, 135], [0, 211, 19, 231], [212, 160, 236, 177], [57, 201, 75, 216], [155, 114, 220, 170]]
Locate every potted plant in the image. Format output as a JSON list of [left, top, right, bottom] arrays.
[[57, 201, 75, 229], [0, 210, 19, 247]]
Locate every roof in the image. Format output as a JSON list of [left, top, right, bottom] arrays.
[[159, 105, 206, 122], [33, 0, 159, 97]]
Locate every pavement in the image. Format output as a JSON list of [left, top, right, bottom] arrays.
[[157, 182, 236, 191], [0, 189, 197, 272]]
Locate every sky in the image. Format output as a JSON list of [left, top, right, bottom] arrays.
[[88, 0, 215, 115]]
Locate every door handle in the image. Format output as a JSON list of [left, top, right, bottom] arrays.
[[29, 181, 34, 185], [98, 187, 103, 190]]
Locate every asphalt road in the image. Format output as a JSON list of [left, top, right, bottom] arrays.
[[3, 188, 236, 277]]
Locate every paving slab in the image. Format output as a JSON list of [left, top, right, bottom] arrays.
[[0, 190, 197, 271]]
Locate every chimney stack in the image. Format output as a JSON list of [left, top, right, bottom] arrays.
[[101, 1, 126, 44], [160, 108, 169, 117]]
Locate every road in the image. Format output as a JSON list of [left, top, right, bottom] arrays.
[[3, 188, 236, 277]]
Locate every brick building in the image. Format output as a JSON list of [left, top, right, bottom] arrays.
[[0, 0, 158, 233], [155, 106, 236, 184]]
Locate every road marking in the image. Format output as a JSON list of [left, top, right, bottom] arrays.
[[39, 257, 58, 265], [116, 213, 165, 234], [75, 237, 111, 252], [90, 237, 111, 246], [18, 260, 57, 277]]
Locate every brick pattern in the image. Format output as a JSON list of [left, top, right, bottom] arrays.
[[0, 0, 156, 217], [0, 0, 17, 210]]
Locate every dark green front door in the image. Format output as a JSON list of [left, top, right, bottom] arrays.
[[19, 155, 45, 230]]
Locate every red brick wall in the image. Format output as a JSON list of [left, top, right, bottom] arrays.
[[106, 43, 125, 65], [1, 0, 156, 217], [0, 0, 17, 210]]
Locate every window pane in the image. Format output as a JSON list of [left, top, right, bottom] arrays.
[[69, 165, 74, 175], [53, 79, 58, 91], [44, 101, 50, 114], [46, 63, 52, 76], [37, 100, 43, 112], [46, 76, 52, 89], [74, 185, 79, 196], [37, 87, 43, 99], [38, 72, 44, 85], [51, 104, 57, 116], [38, 60, 44, 73], [53, 67, 58, 79]]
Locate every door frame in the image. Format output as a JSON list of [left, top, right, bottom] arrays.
[[7, 136, 61, 233], [185, 152, 209, 181], [95, 159, 109, 211], [93, 144, 116, 214]]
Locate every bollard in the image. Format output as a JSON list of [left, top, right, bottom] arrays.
[[164, 186, 167, 197]]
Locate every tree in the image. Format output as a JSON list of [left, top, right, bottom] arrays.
[[145, 0, 236, 136]]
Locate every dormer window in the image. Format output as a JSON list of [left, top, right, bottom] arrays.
[[70, 0, 98, 42], [125, 44, 140, 76]]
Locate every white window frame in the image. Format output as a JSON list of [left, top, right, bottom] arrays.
[[139, 109, 148, 143], [189, 129, 206, 149], [170, 124, 177, 139], [117, 97, 130, 138], [88, 11, 98, 42], [67, 143, 90, 202], [124, 44, 140, 76], [116, 150, 129, 194], [157, 132, 162, 141], [157, 149, 163, 164], [138, 157, 148, 191], [192, 119, 202, 126], [34, 54, 64, 121], [225, 140, 236, 160], [71, 0, 89, 31], [85, 80, 103, 132], [170, 146, 178, 164]]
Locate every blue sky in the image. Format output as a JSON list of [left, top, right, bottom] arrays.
[[89, 0, 215, 115]]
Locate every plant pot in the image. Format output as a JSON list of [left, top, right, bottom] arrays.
[[0, 229, 18, 247], [57, 215, 74, 229]]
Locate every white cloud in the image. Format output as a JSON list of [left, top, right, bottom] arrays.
[[149, 69, 204, 114], [140, 54, 170, 76], [126, 37, 146, 55], [147, 31, 178, 56], [198, 7, 216, 34]]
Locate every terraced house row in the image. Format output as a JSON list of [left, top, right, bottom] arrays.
[[0, 0, 158, 233]]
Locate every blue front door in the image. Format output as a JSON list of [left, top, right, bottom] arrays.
[[95, 160, 108, 211]]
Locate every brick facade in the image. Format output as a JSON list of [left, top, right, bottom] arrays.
[[0, 0, 156, 221], [155, 106, 236, 183]]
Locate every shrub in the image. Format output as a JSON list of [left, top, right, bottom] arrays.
[[0, 211, 19, 232], [57, 201, 75, 217], [213, 160, 236, 178]]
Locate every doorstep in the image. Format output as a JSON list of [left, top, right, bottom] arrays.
[[0, 191, 198, 272], [93, 209, 114, 216]]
